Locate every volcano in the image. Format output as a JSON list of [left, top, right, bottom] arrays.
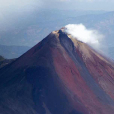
[[0, 28, 114, 114]]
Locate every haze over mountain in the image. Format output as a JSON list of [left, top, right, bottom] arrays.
[[1, 10, 114, 59], [1, 28, 114, 114], [0, 9, 106, 47], [0, 45, 30, 59]]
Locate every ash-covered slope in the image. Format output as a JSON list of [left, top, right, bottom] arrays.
[[0, 29, 114, 114]]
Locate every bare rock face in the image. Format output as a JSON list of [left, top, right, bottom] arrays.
[[0, 29, 114, 114]]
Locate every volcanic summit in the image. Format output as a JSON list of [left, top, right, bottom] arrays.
[[0, 28, 114, 114]]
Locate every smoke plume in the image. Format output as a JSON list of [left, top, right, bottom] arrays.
[[65, 24, 104, 49]]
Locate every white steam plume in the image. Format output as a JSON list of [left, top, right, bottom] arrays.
[[65, 24, 104, 49]]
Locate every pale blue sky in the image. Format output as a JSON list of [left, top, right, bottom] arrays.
[[45, 0, 114, 11], [0, 0, 114, 12]]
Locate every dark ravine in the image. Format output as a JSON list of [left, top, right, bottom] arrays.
[[0, 29, 114, 114]]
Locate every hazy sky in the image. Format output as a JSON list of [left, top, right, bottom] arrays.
[[0, 0, 114, 30], [44, 0, 114, 11], [0, 0, 114, 12]]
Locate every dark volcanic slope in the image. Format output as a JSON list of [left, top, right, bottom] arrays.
[[0, 29, 114, 114]]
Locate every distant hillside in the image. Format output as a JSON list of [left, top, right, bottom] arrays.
[[0, 9, 106, 47], [0, 45, 30, 59], [0, 56, 4, 61], [0, 55, 15, 68]]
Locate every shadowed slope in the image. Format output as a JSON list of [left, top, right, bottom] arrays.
[[0, 29, 114, 114]]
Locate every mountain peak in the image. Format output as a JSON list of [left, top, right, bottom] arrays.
[[51, 28, 108, 64], [0, 28, 114, 114]]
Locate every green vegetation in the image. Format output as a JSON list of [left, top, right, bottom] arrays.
[[0, 56, 4, 61]]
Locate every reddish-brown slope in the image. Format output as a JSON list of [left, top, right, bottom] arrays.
[[0, 29, 114, 114]]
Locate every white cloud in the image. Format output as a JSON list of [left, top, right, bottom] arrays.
[[65, 24, 104, 48]]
